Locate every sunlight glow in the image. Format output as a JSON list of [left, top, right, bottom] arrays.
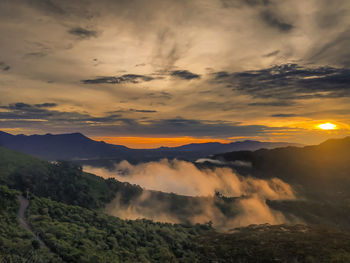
[[318, 123, 337, 130], [91, 136, 232, 149]]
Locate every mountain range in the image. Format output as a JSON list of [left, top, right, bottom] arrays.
[[0, 131, 301, 163]]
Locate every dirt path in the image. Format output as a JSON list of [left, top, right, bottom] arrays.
[[17, 195, 48, 249]]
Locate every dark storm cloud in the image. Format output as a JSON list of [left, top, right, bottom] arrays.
[[270, 114, 297, 118], [81, 74, 154, 84], [213, 64, 350, 101], [170, 70, 200, 80], [260, 10, 293, 32], [68, 27, 98, 39]]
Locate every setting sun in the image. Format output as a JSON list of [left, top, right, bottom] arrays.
[[318, 123, 337, 130]]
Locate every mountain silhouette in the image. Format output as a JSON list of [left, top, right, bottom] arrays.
[[0, 131, 300, 162]]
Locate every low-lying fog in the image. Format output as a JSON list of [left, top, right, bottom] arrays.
[[84, 159, 297, 229]]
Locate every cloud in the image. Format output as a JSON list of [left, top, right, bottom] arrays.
[[170, 70, 200, 80], [0, 62, 10, 71], [24, 42, 53, 58], [34, 103, 58, 108], [108, 108, 158, 114], [260, 10, 293, 32], [263, 50, 280, 57], [85, 159, 295, 228], [136, 118, 281, 137], [81, 74, 154, 84], [220, 0, 293, 32], [213, 64, 350, 101], [0, 102, 130, 125], [146, 92, 172, 100], [68, 27, 98, 39], [308, 28, 350, 67], [0, 0, 349, 142], [270, 113, 297, 117], [151, 27, 191, 70], [27, 0, 66, 15], [248, 101, 295, 107], [129, 109, 157, 113], [0, 103, 287, 138], [221, 0, 270, 8]]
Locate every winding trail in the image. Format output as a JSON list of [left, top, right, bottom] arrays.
[[17, 195, 48, 249]]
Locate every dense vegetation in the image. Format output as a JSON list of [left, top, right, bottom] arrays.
[[196, 224, 350, 263], [0, 146, 47, 185], [0, 146, 129, 209], [27, 196, 212, 263], [0, 185, 61, 262], [3, 186, 350, 263], [267, 199, 350, 232]]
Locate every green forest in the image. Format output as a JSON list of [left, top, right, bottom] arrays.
[[1, 145, 350, 262]]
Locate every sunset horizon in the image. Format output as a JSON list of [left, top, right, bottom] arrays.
[[1, 1, 349, 147], [1, 1, 350, 262]]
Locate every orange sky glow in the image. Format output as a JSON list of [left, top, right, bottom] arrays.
[[92, 136, 233, 149]]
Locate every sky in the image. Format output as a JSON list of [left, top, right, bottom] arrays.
[[0, 0, 350, 148]]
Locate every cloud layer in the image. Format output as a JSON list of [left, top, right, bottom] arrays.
[[85, 159, 296, 228], [0, 0, 349, 144]]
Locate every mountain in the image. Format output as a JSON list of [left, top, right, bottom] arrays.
[[162, 140, 301, 152], [213, 136, 350, 202], [1, 144, 350, 262], [0, 130, 300, 163], [0, 131, 129, 161]]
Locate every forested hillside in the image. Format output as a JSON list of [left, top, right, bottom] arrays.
[[2, 144, 350, 262], [0, 185, 61, 262], [0, 146, 131, 210], [214, 136, 350, 202], [27, 196, 212, 262]]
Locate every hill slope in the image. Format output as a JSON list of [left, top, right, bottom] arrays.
[[214, 136, 350, 202], [0, 146, 122, 209]]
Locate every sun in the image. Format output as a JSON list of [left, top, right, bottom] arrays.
[[318, 122, 337, 130]]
